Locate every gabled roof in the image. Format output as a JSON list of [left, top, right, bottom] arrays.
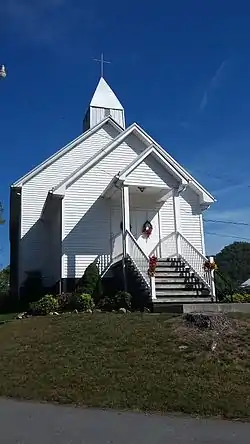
[[52, 124, 133, 196], [52, 122, 215, 205], [118, 144, 188, 185], [131, 124, 215, 204], [90, 77, 123, 110], [12, 116, 123, 187]]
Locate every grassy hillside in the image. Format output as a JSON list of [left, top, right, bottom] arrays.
[[0, 313, 249, 419]]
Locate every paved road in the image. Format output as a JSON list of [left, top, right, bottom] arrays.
[[0, 398, 249, 443]]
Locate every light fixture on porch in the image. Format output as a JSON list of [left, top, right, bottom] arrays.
[[138, 187, 145, 193]]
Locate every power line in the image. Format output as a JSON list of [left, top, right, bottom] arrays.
[[204, 219, 250, 227], [206, 231, 250, 241]]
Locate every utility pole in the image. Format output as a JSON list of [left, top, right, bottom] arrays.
[[0, 65, 6, 222]]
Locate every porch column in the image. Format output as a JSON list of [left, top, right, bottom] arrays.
[[173, 188, 181, 257], [121, 185, 130, 255], [209, 256, 216, 302]]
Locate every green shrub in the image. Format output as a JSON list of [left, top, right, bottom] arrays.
[[92, 276, 103, 304], [57, 293, 73, 311], [223, 293, 250, 303], [97, 296, 113, 312], [77, 263, 102, 302], [98, 291, 132, 311], [21, 270, 43, 308], [29, 294, 59, 316], [70, 293, 94, 312], [115, 291, 132, 310], [0, 290, 12, 313]]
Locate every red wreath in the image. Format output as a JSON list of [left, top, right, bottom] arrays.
[[142, 220, 153, 238], [204, 260, 218, 271], [148, 255, 157, 277]]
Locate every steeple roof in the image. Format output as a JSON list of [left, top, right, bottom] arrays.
[[90, 77, 123, 110]]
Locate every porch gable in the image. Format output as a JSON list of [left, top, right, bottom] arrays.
[[119, 146, 182, 189]]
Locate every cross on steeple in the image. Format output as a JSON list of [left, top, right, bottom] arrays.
[[94, 53, 111, 78]]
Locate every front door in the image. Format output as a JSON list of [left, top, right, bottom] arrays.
[[130, 208, 160, 256]]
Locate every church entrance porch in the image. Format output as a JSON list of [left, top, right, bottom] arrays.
[[102, 181, 216, 304], [109, 184, 167, 262]]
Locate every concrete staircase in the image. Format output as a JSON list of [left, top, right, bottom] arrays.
[[154, 258, 211, 305]]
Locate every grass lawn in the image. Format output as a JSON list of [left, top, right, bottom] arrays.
[[0, 312, 249, 419], [0, 313, 17, 322]]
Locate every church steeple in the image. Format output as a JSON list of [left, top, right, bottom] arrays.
[[83, 77, 125, 131]]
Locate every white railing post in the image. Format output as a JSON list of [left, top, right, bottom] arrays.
[[173, 189, 181, 257], [176, 231, 181, 257], [151, 275, 157, 300], [122, 185, 130, 256], [209, 256, 216, 301], [126, 230, 150, 287]]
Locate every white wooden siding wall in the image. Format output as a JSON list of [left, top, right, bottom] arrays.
[[110, 109, 125, 128], [110, 205, 122, 260], [159, 197, 176, 257], [90, 107, 105, 126], [43, 199, 61, 287], [126, 157, 178, 188], [179, 187, 203, 253], [90, 107, 125, 128], [19, 125, 118, 285], [62, 136, 147, 278]]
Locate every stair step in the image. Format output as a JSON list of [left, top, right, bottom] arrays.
[[155, 275, 197, 282], [157, 261, 184, 266], [155, 282, 205, 290], [153, 297, 211, 304], [155, 266, 190, 272], [156, 289, 210, 297], [156, 261, 187, 267]]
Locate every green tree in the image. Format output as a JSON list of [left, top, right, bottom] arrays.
[[77, 263, 102, 303], [0, 266, 10, 293], [215, 242, 250, 294], [0, 203, 4, 225]]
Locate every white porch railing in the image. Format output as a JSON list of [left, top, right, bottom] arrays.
[[96, 254, 112, 276], [125, 230, 150, 287], [150, 231, 215, 298], [104, 230, 215, 301], [178, 233, 213, 291], [150, 232, 177, 258]]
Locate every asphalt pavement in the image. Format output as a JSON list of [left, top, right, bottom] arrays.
[[0, 398, 249, 443]]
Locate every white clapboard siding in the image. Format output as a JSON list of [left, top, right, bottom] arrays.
[[19, 125, 118, 283], [179, 187, 203, 253], [110, 109, 125, 128], [62, 136, 148, 278], [126, 156, 178, 187], [43, 199, 61, 286], [158, 197, 176, 257], [90, 107, 125, 129], [63, 195, 111, 278]]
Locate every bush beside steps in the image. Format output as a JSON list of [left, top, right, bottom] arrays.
[[15, 262, 149, 319], [16, 291, 136, 319], [223, 293, 250, 303]]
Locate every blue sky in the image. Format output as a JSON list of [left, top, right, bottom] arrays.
[[1, 0, 250, 267]]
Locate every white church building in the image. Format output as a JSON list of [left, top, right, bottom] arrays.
[[10, 76, 216, 308]]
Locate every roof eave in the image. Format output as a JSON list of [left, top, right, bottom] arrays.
[[131, 123, 216, 203], [12, 116, 122, 188]]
